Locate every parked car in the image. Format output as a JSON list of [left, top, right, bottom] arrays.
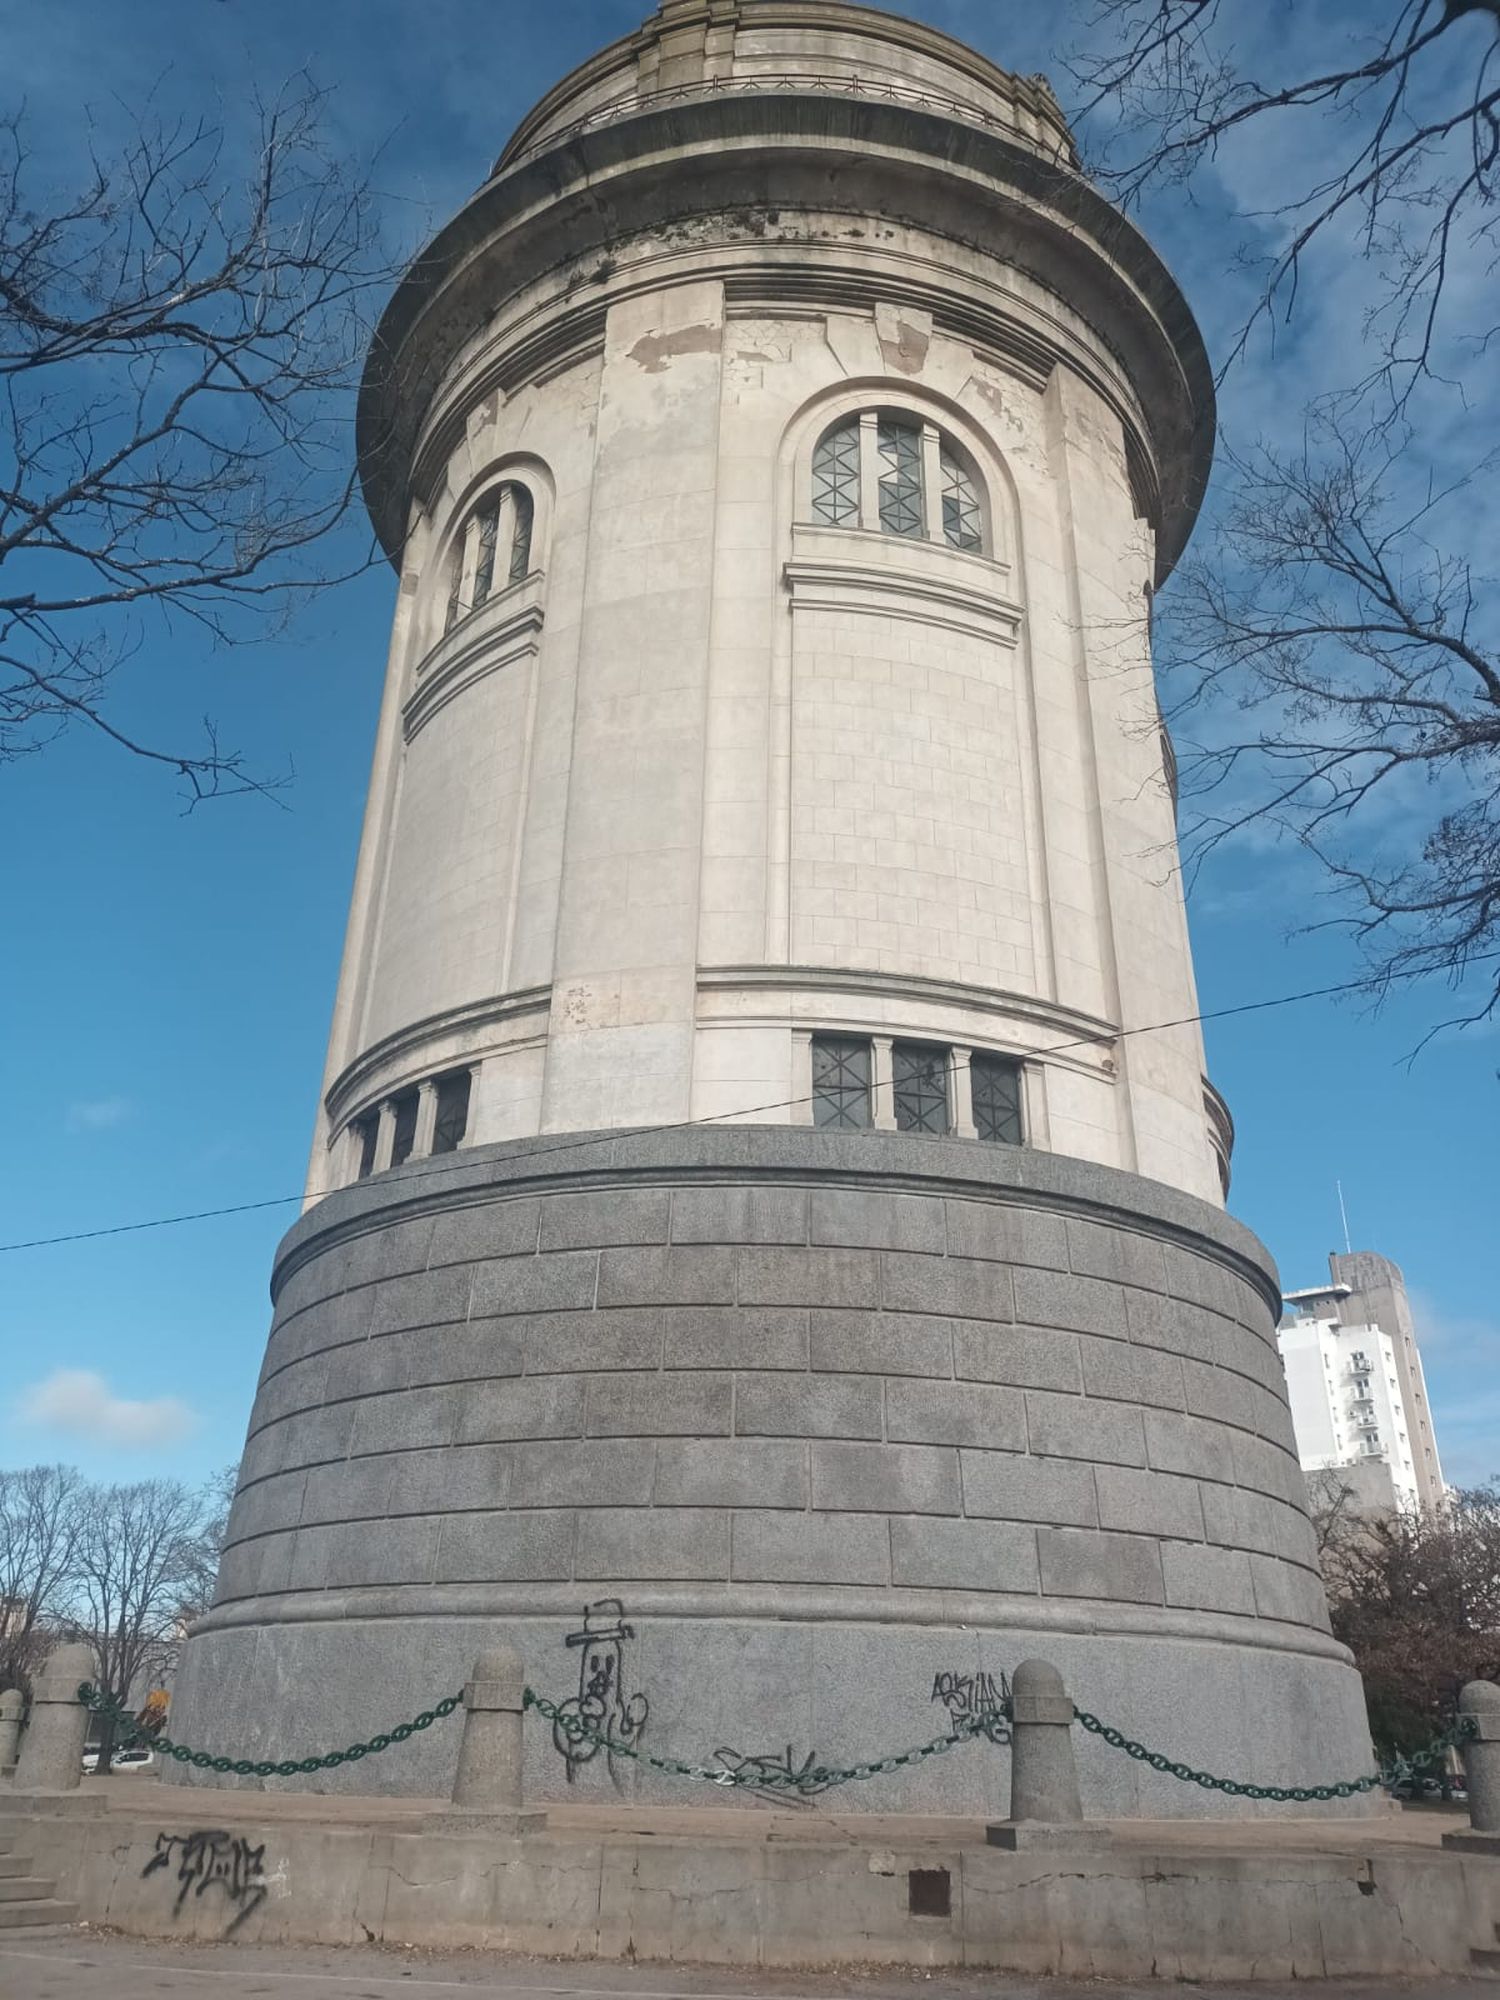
[[81, 1745, 156, 1774]]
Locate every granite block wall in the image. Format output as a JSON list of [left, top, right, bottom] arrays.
[[167, 1129, 1376, 1814]]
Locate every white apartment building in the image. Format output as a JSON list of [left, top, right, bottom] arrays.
[[1277, 1252, 1445, 1515]]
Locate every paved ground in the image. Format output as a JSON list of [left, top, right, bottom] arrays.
[[0, 1935, 1491, 1999]]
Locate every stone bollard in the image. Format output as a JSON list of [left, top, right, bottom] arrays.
[[13, 1642, 95, 1794], [1443, 1680, 1500, 1854], [422, 1646, 546, 1835], [987, 1659, 1108, 1850], [0, 1688, 23, 1777]]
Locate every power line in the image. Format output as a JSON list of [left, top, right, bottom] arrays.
[[1, 959, 1487, 1255]]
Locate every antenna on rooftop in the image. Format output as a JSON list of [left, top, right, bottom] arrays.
[[1336, 1180, 1353, 1257]]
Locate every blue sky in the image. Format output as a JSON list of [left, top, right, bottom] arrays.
[[2, 0, 1495, 1490]]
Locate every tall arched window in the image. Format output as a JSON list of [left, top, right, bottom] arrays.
[[809, 410, 988, 554], [443, 481, 535, 637]]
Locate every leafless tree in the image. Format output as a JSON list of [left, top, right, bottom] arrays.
[[0, 1464, 85, 1691], [1066, 1, 1500, 398], [0, 80, 388, 800], [1158, 404, 1500, 1023], [66, 1476, 219, 1772], [175, 1463, 238, 1628]]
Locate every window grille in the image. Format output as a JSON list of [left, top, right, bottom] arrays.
[[509, 486, 534, 583], [892, 1041, 949, 1134], [811, 1036, 872, 1130], [940, 444, 983, 551], [971, 1054, 1023, 1144], [811, 417, 861, 527], [389, 1089, 420, 1168], [472, 499, 500, 608], [876, 417, 924, 537], [432, 1071, 471, 1156]]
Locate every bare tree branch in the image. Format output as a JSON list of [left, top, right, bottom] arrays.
[[0, 79, 391, 800]]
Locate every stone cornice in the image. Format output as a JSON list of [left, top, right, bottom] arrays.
[[323, 987, 551, 1127], [359, 93, 1214, 582]]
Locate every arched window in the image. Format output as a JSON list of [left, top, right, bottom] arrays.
[[442, 481, 535, 637], [809, 410, 988, 554]]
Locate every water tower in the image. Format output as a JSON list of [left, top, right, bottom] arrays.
[[171, 0, 1374, 1813]]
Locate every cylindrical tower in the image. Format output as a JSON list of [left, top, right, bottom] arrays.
[[172, 0, 1375, 1813]]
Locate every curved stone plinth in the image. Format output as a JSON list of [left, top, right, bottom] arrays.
[[168, 1128, 1376, 1814]]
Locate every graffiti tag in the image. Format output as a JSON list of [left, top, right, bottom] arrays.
[[932, 1668, 1011, 1743], [142, 1829, 268, 1934], [551, 1597, 649, 1783]]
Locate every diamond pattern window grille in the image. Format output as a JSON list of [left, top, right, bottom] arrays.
[[509, 485, 534, 583], [877, 417, 925, 537], [972, 1054, 1023, 1145], [892, 1042, 949, 1134], [443, 540, 464, 634], [940, 446, 984, 552], [812, 418, 861, 526], [473, 500, 500, 608], [812, 1035, 872, 1129], [432, 1071, 471, 1155], [389, 1089, 420, 1168]]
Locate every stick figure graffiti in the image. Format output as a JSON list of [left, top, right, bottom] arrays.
[[551, 1597, 650, 1782]]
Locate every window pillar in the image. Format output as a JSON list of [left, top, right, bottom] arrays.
[[950, 1045, 978, 1139], [374, 1099, 398, 1173], [919, 422, 943, 543], [858, 411, 881, 533], [792, 1031, 815, 1126], [871, 1035, 898, 1132], [414, 1078, 440, 1160], [495, 486, 516, 589]]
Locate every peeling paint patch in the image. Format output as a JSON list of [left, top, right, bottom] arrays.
[[628, 323, 722, 372], [875, 301, 932, 375]]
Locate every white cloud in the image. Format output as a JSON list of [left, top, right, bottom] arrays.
[[65, 1096, 132, 1134], [17, 1369, 196, 1450]]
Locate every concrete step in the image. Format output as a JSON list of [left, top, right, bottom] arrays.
[[0, 1876, 57, 1902], [1471, 1947, 1500, 1976], [0, 1899, 78, 1931], [0, 1854, 34, 1876]]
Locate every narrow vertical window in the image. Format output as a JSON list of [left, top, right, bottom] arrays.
[[811, 1035, 872, 1130], [971, 1055, 1023, 1144], [811, 417, 861, 527], [352, 1113, 378, 1181], [472, 498, 500, 608], [940, 444, 983, 552], [432, 1071, 471, 1155], [509, 484, 534, 583], [876, 417, 924, 537], [389, 1089, 420, 1168], [891, 1042, 949, 1134]]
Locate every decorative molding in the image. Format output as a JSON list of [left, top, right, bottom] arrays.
[[325, 987, 551, 1127], [403, 590, 545, 741], [698, 964, 1115, 1058], [784, 545, 1021, 646]]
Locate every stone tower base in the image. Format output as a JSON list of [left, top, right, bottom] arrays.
[[169, 1129, 1376, 1815]]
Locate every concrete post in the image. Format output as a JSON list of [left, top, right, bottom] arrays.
[[422, 1646, 545, 1833], [452, 1646, 525, 1806], [12, 1641, 95, 1793], [1443, 1680, 1500, 1853], [987, 1658, 1107, 1850], [0, 1688, 23, 1777]]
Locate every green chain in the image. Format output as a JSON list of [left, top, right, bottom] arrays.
[[522, 1687, 996, 1790], [77, 1683, 462, 1778], [1074, 1707, 1477, 1804]]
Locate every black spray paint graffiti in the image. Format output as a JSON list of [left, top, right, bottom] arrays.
[[142, 1829, 269, 1935], [932, 1669, 1011, 1743], [709, 1743, 839, 1802], [551, 1598, 650, 1783]]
